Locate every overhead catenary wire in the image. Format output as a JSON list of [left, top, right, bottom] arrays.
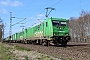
[[40, 0, 62, 14], [11, 0, 55, 33], [9, 1, 90, 38], [51, 0, 62, 7], [16, 0, 62, 20], [38, 0, 53, 11], [15, 1, 90, 26], [23, 0, 54, 19], [16, 0, 36, 16], [13, 0, 90, 22], [11, 18, 26, 26], [50, 0, 90, 15], [17, 0, 53, 19], [63, 1, 90, 15], [44, 0, 62, 18], [25, 0, 63, 27], [38, 0, 53, 14]]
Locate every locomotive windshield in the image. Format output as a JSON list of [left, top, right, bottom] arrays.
[[60, 22, 67, 26], [52, 20, 67, 26], [52, 20, 59, 26]]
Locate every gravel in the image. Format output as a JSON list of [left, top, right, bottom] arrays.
[[2, 43, 64, 60], [11, 42, 90, 60], [12, 50, 63, 60]]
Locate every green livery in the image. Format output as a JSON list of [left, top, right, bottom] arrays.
[[27, 27, 33, 39], [5, 17, 70, 46]]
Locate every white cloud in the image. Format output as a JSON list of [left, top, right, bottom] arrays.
[[0, 0, 22, 7], [11, 0, 22, 7], [0, 8, 8, 14], [0, 0, 8, 5], [37, 14, 44, 17], [37, 14, 44, 19]]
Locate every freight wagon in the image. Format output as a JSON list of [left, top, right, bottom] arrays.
[[6, 17, 71, 46]]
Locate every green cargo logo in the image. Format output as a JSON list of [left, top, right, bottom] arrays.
[[34, 31, 43, 37]]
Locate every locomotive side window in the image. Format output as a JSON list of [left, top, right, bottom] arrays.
[[46, 22, 48, 27], [52, 20, 67, 26], [26, 29, 27, 33]]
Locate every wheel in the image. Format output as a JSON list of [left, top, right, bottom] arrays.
[[61, 42, 67, 47], [42, 40, 46, 46], [46, 40, 50, 47]]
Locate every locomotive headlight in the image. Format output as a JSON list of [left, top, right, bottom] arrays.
[[66, 34, 69, 36], [54, 33, 57, 36], [60, 28, 61, 29], [54, 33, 56, 35]]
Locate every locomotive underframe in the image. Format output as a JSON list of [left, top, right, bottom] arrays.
[[52, 36, 71, 46]]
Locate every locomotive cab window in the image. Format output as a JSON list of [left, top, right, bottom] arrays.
[[52, 20, 67, 26], [52, 20, 59, 26], [60, 22, 67, 26], [26, 29, 27, 33]]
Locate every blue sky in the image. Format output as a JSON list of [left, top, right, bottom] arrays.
[[0, 0, 90, 37]]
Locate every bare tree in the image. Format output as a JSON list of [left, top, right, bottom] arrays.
[[69, 10, 90, 43], [69, 17, 78, 42], [0, 18, 4, 42]]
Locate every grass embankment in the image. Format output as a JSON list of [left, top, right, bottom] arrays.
[[0, 42, 31, 60], [14, 45, 31, 51], [0, 42, 15, 60], [0, 42, 72, 60]]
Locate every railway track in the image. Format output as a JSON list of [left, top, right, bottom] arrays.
[[7, 42, 90, 60]]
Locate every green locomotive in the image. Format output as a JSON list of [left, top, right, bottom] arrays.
[[6, 17, 70, 46]]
